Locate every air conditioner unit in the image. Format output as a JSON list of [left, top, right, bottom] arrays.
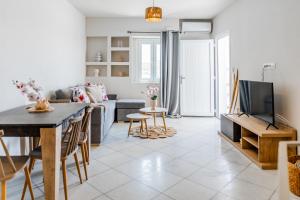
[[180, 20, 212, 33]]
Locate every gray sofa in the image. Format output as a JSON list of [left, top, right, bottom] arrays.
[[50, 89, 116, 145], [90, 99, 116, 144], [50, 89, 146, 145]]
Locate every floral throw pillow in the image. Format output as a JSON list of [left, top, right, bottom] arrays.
[[71, 86, 90, 103], [86, 82, 108, 101]]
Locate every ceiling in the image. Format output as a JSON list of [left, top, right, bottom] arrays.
[[68, 0, 236, 19]]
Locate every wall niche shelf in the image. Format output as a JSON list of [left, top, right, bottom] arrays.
[[111, 65, 129, 77], [86, 62, 108, 66], [85, 35, 130, 79], [86, 65, 107, 77]]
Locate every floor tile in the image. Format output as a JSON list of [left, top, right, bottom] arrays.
[[158, 145, 191, 158], [187, 167, 236, 190], [136, 170, 182, 192], [237, 165, 278, 190], [211, 193, 238, 200], [151, 194, 175, 200], [221, 179, 273, 200], [164, 179, 217, 200], [88, 169, 131, 193], [90, 146, 116, 160], [106, 181, 159, 200], [162, 159, 199, 178], [205, 158, 247, 175], [94, 195, 113, 200], [97, 152, 133, 167], [70, 159, 110, 177], [58, 182, 102, 200], [121, 144, 153, 158]]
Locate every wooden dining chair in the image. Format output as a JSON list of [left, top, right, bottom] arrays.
[[78, 106, 93, 181], [21, 115, 84, 200], [0, 130, 34, 200]]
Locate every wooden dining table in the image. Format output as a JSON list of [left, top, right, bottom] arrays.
[[0, 103, 88, 200]]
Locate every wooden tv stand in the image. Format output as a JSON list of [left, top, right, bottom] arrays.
[[219, 114, 297, 169]]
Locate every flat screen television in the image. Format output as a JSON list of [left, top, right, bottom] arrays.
[[239, 80, 276, 129]]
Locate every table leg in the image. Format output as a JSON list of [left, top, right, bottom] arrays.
[[128, 120, 133, 137], [40, 126, 62, 200], [144, 119, 149, 137], [140, 120, 144, 134], [153, 113, 157, 127], [162, 112, 167, 133]]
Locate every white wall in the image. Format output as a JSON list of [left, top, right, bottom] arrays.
[[0, 0, 86, 112], [86, 18, 179, 102], [213, 0, 300, 137], [0, 0, 86, 153]]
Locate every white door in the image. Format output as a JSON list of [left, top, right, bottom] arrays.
[[180, 40, 215, 116], [216, 34, 230, 118]]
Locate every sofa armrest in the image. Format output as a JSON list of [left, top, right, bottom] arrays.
[[49, 99, 71, 103], [107, 94, 117, 100], [90, 105, 105, 145]]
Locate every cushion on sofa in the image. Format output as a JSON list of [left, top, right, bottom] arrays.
[[55, 89, 72, 100], [86, 85, 103, 102]]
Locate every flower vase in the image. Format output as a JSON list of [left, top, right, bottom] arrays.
[[150, 99, 157, 110]]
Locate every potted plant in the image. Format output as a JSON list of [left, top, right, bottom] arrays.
[[13, 79, 50, 111], [146, 85, 159, 110]]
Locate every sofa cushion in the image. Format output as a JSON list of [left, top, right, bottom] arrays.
[[86, 85, 103, 102], [55, 89, 72, 100], [116, 99, 146, 109]]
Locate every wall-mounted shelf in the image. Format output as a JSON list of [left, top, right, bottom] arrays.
[[111, 65, 129, 77], [86, 62, 108, 66], [111, 47, 130, 51], [86, 65, 107, 77], [85, 35, 130, 79], [111, 62, 129, 66], [111, 37, 129, 48], [86, 36, 108, 62]]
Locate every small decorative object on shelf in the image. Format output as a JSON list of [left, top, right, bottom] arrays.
[[117, 40, 123, 48], [95, 52, 102, 62], [145, 85, 159, 110], [13, 79, 53, 112], [93, 68, 100, 77]]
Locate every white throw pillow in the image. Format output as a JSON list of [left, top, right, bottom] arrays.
[[85, 85, 103, 103]]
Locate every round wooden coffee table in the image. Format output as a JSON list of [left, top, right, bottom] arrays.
[[139, 107, 176, 139], [140, 107, 168, 131], [126, 113, 151, 138]]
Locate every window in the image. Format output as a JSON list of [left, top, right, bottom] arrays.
[[132, 37, 161, 83]]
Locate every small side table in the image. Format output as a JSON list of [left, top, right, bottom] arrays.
[[126, 113, 151, 137], [140, 107, 168, 132]]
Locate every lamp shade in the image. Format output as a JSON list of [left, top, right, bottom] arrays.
[[145, 7, 162, 22]]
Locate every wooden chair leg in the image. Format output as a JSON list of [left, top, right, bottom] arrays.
[[1, 181, 6, 200], [128, 120, 133, 137], [80, 144, 88, 181], [61, 160, 68, 200], [24, 166, 35, 200], [84, 142, 89, 165], [74, 152, 83, 184], [21, 158, 35, 200]]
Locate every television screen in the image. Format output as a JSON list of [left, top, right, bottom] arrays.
[[239, 80, 275, 125]]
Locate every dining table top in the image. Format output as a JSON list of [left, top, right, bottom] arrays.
[[0, 103, 88, 128]]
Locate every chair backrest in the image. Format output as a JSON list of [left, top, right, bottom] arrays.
[[62, 115, 83, 158], [81, 106, 94, 139], [0, 130, 17, 181]]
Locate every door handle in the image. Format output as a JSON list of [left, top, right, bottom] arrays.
[[180, 76, 186, 84]]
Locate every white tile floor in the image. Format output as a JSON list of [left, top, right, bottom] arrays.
[[6, 117, 299, 200]]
